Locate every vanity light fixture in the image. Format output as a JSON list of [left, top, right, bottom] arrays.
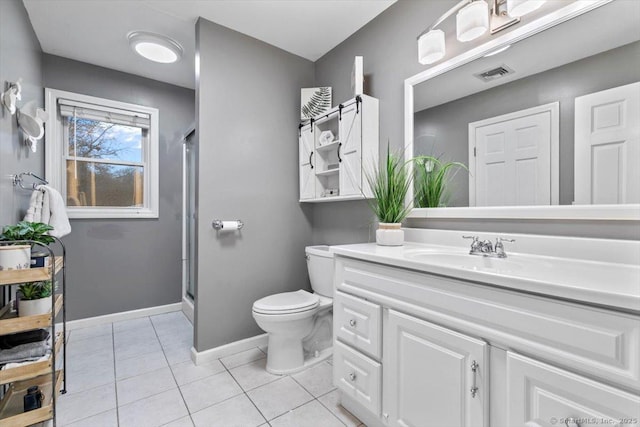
[[128, 31, 183, 64], [418, 0, 544, 65]]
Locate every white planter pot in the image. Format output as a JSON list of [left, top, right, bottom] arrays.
[[376, 223, 404, 246], [0, 245, 31, 271], [18, 296, 51, 317]]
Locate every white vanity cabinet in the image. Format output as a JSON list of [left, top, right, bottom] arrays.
[[298, 95, 378, 202], [332, 255, 640, 427], [383, 310, 488, 427]]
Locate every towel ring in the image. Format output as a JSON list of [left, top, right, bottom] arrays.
[[12, 172, 48, 190]]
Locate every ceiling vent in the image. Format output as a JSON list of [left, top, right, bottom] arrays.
[[474, 64, 514, 82]]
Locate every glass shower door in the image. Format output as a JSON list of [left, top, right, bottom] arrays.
[[184, 129, 196, 299]]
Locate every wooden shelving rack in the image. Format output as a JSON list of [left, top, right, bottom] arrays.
[[0, 240, 67, 427]]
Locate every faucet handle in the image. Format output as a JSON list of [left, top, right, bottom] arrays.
[[494, 237, 515, 258]]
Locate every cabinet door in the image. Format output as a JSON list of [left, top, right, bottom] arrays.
[[384, 309, 488, 427], [299, 125, 315, 199], [506, 352, 640, 427], [339, 102, 362, 196]]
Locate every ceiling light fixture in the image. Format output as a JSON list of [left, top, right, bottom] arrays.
[[418, 0, 545, 65], [128, 31, 183, 64]]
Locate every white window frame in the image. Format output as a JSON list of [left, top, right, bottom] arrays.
[[45, 88, 159, 219]]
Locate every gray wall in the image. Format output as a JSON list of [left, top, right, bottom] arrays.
[[314, 0, 640, 241], [195, 18, 314, 351], [414, 41, 640, 207], [42, 55, 195, 320], [0, 0, 43, 226]]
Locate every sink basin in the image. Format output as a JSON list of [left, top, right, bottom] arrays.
[[406, 251, 524, 272]]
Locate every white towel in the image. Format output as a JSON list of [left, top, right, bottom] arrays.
[[41, 185, 71, 238], [24, 189, 44, 222], [41, 188, 51, 225]]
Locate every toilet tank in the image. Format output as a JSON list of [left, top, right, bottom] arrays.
[[306, 245, 334, 298]]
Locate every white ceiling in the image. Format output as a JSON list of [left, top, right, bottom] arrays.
[[22, 0, 396, 90]]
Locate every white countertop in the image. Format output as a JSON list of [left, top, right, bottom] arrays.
[[331, 242, 640, 313]]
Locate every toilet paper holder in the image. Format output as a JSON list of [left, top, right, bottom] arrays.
[[212, 219, 244, 231]]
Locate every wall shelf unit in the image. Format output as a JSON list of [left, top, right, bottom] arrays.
[[299, 95, 379, 202], [0, 240, 67, 427]]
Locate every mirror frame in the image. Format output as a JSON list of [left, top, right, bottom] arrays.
[[404, 0, 640, 221]]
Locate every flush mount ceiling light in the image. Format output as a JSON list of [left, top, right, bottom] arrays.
[[128, 31, 183, 64], [417, 0, 545, 65]]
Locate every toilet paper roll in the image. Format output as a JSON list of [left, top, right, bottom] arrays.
[[221, 221, 239, 231]]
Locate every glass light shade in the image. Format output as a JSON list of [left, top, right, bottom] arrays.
[[128, 31, 183, 64], [418, 29, 445, 65], [456, 0, 489, 42], [507, 0, 546, 17]]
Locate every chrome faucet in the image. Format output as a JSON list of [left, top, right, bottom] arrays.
[[463, 236, 515, 258]]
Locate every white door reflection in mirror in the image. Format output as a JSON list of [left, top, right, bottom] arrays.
[[574, 82, 640, 205], [469, 103, 558, 207]]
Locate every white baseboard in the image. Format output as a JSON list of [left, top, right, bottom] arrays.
[[58, 302, 182, 331], [181, 296, 194, 324], [191, 334, 268, 365]]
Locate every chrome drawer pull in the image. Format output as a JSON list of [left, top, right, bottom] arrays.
[[349, 372, 357, 381], [470, 360, 479, 398], [349, 319, 357, 327]]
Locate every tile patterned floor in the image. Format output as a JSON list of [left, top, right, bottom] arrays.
[[56, 311, 364, 427]]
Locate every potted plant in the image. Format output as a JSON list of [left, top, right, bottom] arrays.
[[365, 146, 413, 246], [0, 222, 54, 268], [413, 156, 468, 208], [18, 280, 53, 317]]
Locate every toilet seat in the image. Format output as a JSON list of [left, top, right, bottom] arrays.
[[253, 290, 320, 315]]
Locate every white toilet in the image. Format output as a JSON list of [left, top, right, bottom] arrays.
[[252, 245, 334, 374]]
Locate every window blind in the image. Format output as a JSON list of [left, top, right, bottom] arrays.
[[58, 99, 151, 129]]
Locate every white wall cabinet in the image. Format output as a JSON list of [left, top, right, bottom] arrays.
[[298, 95, 378, 202], [332, 256, 640, 427]]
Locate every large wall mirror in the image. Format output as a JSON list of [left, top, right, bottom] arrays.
[[405, 0, 640, 220]]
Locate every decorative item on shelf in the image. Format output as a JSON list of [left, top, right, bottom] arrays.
[[16, 100, 48, 153], [0, 245, 31, 271], [319, 130, 334, 146], [301, 87, 332, 120], [30, 251, 50, 268], [365, 145, 412, 246], [417, 0, 546, 65], [17, 280, 53, 317], [413, 156, 468, 208], [1, 78, 22, 115], [1, 222, 55, 248], [23, 386, 44, 412], [321, 188, 339, 198], [351, 56, 364, 96]]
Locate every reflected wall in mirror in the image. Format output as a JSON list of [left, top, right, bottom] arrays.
[[412, 0, 640, 210]]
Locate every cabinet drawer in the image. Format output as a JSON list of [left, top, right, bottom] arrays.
[[336, 257, 640, 391], [507, 352, 640, 427], [334, 291, 382, 359], [333, 340, 382, 416]]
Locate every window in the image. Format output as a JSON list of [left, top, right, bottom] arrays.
[[45, 89, 159, 218]]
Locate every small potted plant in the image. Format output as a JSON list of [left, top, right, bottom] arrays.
[[413, 156, 468, 208], [18, 280, 53, 317], [365, 146, 413, 246], [0, 222, 54, 268]]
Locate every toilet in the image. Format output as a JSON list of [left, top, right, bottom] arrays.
[[252, 245, 334, 374]]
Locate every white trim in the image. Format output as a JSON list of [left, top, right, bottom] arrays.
[[403, 0, 635, 221], [406, 204, 640, 221], [182, 296, 194, 324], [190, 334, 268, 366], [56, 302, 181, 331], [468, 102, 560, 207], [45, 88, 159, 219]]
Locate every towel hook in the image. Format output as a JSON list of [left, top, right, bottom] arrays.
[[12, 172, 48, 190]]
